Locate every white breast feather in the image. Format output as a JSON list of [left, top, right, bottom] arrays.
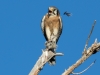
[[46, 27, 51, 41]]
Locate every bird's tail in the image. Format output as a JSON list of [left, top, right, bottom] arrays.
[[48, 48, 56, 65], [48, 56, 56, 65]]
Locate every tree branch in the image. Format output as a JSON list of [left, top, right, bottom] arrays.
[[71, 60, 96, 75], [62, 39, 100, 75], [29, 42, 63, 75], [83, 20, 96, 53]]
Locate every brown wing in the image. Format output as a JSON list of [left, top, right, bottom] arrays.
[[56, 16, 63, 43], [41, 14, 48, 41]]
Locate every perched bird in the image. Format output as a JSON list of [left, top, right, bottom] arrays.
[[41, 6, 63, 65]]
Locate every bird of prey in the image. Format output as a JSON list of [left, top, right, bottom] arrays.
[[41, 6, 62, 65]]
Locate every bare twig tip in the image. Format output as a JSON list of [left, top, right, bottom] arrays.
[[55, 53, 64, 56], [95, 38, 98, 43]]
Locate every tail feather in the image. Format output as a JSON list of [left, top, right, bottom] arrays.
[[48, 56, 56, 65]]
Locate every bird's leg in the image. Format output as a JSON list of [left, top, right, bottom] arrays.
[[51, 41, 57, 49], [45, 41, 49, 47], [45, 41, 52, 49], [51, 35, 57, 49], [45, 34, 57, 49], [45, 40, 57, 50]]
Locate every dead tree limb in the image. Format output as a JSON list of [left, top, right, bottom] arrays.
[[62, 20, 98, 75], [62, 39, 100, 75], [29, 49, 54, 75], [29, 42, 63, 75], [71, 60, 96, 75]]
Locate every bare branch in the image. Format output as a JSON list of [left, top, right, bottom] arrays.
[[29, 49, 54, 75], [72, 60, 96, 75], [62, 41, 100, 75], [29, 42, 63, 75], [84, 20, 96, 52]]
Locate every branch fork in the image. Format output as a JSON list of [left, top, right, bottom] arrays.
[[29, 41, 63, 75]]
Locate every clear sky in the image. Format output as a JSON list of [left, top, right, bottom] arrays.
[[0, 0, 100, 75]]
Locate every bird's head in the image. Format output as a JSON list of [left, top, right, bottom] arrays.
[[48, 6, 59, 16]]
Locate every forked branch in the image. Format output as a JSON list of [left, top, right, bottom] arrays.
[[62, 40, 100, 75], [29, 42, 63, 75], [62, 20, 99, 75], [84, 20, 96, 52]]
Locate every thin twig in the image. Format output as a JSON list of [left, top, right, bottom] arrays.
[[72, 60, 96, 75], [84, 20, 96, 52]]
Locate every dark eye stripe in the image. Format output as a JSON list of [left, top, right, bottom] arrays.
[[53, 9, 56, 11]]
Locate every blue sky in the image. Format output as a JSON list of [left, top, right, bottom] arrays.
[[0, 0, 100, 75]]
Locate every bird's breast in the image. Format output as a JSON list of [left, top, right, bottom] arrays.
[[44, 15, 60, 33]]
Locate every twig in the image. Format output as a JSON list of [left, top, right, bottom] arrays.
[[84, 20, 96, 52], [62, 39, 100, 75], [72, 60, 96, 75]]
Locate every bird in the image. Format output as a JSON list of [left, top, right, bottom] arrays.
[[41, 6, 63, 65], [64, 11, 71, 17]]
